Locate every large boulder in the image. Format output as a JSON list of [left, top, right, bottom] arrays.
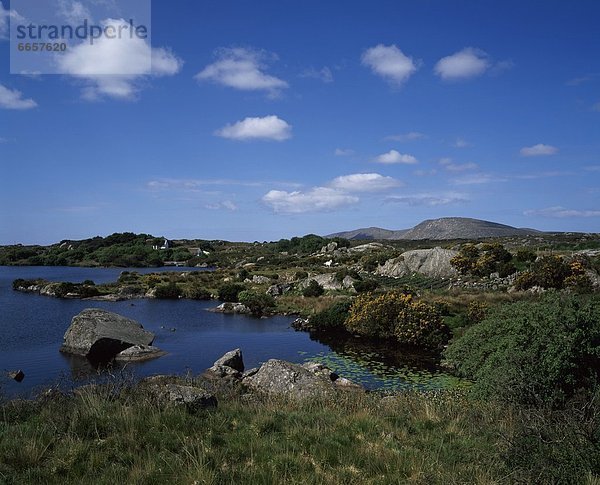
[[243, 359, 362, 399], [377, 247, 458, 279], [60, 308, 160, 362], [299, 273, 356, 291], [147, 383, 217, 412], [213, 348, 244, 372]]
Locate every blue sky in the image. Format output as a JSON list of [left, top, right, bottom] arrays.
[[0, 0, 599, 244]]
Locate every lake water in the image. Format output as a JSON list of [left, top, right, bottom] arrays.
[[0, 266, 465, 397]]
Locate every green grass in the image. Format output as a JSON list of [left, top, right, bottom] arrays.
[[0, 383, 516, 485]]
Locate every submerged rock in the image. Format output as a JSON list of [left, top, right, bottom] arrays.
[[60, 308, 162, 363], [114, 345, 167, 362], [7, 370, 25, 382]]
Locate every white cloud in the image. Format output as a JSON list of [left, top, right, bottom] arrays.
[[334, 148, 354, 156], [215, 115, 292, 141], [451, 173, 506, 185], [0, 4, 24, 40], [453, 137, 470, 148], [263, 187, 358, 214], [195, 47, 288, 96], [58, 0, 92, 24], [384, 131, 425, 142], [524, 206, 600, 218], [205, 200, 238, 211], [361, 44, 419, 86], [58, 18, 182, 100], [439, 158, 478, 172], [434, 48, 490, 80], [300, 66, 333, 83], [386, 192, 468, 206], [374, 149, 418, 165], [330, 173, 401, 192], [520, 144, 558, 157], [0, 84, 37, 109]]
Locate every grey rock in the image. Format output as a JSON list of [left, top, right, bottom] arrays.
[[208, 365, 242, 378], [243, 359, 337, 399], [7, 370, 25, 382], [114, 345, 167, 362], [377, 247, 458, 279], [302, 362, 338, 381], [60, 309, 158, 362], [266, 283, 293, 297], [213, 348, 244, 372], [212, 303, 251, 314], [299, 273, 357, 291], [252, 275, 271, 284], [149, 384, 217, 412], [333, 377, 363, 390], [242, 367, 259, 379]]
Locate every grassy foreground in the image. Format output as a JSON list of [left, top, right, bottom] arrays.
[[2, 379, 592, 485]]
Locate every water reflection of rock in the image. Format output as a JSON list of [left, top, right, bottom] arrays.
[[60, 352, 126, 382]]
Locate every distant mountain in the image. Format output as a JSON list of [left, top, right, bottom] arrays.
[[328, 217, 543, 241]]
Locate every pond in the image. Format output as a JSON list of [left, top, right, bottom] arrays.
[[0, 266, 466, 397]]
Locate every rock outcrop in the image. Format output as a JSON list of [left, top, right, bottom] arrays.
[[377, 247, 458, 279], [211, 303, 251, 314], [242, 359, 362, 399], [60, 309, 164, 363], [299, 273, 357, 291], [144, 381, 217, 412]]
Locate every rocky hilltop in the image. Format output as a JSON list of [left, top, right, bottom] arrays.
[[329, 217, 542, 241]]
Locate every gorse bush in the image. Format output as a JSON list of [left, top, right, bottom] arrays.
[[345, 291, 450, 350], [444, 293, 600, 407], [514, 255, 594, 292], [450, 243, 515, 277]]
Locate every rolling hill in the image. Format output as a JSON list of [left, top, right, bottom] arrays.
[[328, 217, 542, 241]]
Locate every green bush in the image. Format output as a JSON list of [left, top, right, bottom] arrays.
[[345, 291, 449, 350], [218, 283, 245, 302], [353, 279, 379, 293], [183, 284, 211, 300], [238, 290, 275, 317], [309, 300, 352, 330], [154, 282, 182, 299], [444, 293, 600, 406], [303, 280, 324, 297], [53, 282, 78, 298]]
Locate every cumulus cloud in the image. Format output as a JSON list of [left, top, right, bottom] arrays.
[[0, 84, 37, 109], [434, 48, 490, 80], [361, 44, 419, 86], [524, 206, 600, 218], [58, 0, 92, 24], [262, 187, 358, 214], [439, 158, 478, 172], [300, 66, 333, 83], [384, 131, 425, 142], [58, 18, 182, 100], [520, 144, 559, 156], [386, 192, 468, 206], [215, 115, 292, 141], [195, 47, 288, 96], [374, 149, 418, 164], [334, 148, 354, 156], [330, 173, 402, 192]]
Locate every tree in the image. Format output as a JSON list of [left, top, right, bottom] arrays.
[[303, 280, 324, 297]]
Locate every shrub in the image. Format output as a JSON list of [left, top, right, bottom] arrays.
[[466, 301, 488, 324], [294, 270, 308, 281], [353, 279, 379, 293], [154, 282, 182, 299], [218, 283, 245, 302], [183, 284, 212, 300], [444, 293, 600, 407], [53, 282, 78, 298], [82, 280, 95, 286], [345, 291, 450, 350], [238, 290, 275, 317], [303, 280, 325, 297], [309, 300, 352, 330]]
